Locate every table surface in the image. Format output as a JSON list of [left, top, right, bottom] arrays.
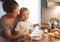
[[24, 34, 60, 42]]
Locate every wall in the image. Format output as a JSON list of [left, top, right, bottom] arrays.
[[41, 0, 60, 24], [48, 0, 60, 2], [42, 6, 60, 24]]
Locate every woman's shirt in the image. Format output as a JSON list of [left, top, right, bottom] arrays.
[[0, 16, 20, 42]]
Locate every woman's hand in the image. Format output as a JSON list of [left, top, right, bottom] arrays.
[[14, 31, 25, 38], [24, 35, 30, 39]]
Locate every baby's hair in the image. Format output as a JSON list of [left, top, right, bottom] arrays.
[[20, 7, 28, 14]]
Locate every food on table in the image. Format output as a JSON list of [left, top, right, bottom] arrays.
[[54, 31, 60, 38]]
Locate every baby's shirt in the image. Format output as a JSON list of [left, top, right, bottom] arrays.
[[15, 21, 33, 35]]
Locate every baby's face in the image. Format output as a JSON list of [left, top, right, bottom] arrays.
[[21, 10, 29, 21]]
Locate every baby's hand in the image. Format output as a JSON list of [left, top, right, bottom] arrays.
[[33, 23, 40, 27]]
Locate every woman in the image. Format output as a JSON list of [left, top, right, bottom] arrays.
[[0, 0, 24, 42]]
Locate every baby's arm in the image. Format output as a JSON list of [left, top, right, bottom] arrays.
[[33, 23, 40, 27]]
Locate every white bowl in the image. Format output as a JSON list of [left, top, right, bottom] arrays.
[[30, 30, 43, 40]]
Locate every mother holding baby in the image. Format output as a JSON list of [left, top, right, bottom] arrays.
[[0, 0, 26, 42]]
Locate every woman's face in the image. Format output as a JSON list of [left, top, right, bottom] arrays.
[[13, 6, 19, 15], [21, 10, 29, 21]]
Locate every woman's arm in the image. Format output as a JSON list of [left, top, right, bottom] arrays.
[[4, 28, 24, 40], [0, 19, 24, 40]]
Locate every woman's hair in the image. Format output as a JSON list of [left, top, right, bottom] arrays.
[[0, 0, 18, 13], [20, 7, 28, 14]]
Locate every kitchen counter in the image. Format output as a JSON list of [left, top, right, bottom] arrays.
[[24, 34, 60, 42]]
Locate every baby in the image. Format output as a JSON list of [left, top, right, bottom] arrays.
[[15, 7, 40, 36]]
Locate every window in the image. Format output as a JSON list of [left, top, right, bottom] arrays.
[[16, 0, 41, 23]]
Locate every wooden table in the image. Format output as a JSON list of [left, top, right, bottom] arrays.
[[24, 34, 60, 42]]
